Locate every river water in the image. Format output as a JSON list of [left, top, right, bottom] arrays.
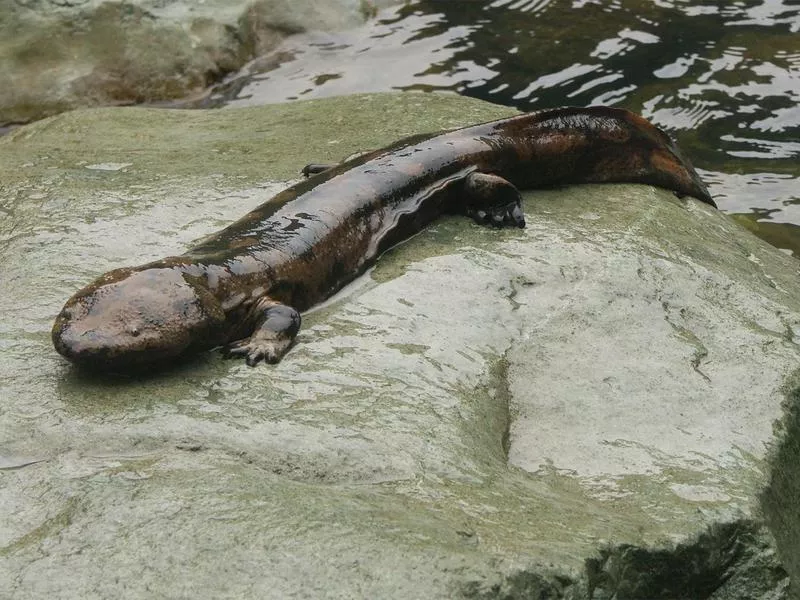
[[188, 0, 800, 254]]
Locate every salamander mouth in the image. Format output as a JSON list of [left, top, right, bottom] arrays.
[[52, 265, 229, 373], [52, 318, 189, 373]]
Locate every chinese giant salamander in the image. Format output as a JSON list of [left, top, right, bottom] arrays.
[[52, 106, 714, 371]]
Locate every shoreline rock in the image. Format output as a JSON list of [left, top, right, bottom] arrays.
[[0, 93, 797, 598]]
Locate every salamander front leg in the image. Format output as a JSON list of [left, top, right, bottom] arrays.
[[463, 172, 526, 228], [222, 301, 301, 366]]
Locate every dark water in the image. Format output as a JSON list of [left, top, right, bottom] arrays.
[[196, 0, 800, 252]]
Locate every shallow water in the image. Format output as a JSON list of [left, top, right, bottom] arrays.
[[192, 0, 800, 253]]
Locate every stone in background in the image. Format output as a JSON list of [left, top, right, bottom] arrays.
[[0, 0, 393, 126]]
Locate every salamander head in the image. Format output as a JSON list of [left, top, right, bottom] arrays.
[[52, 267, 226, 371]]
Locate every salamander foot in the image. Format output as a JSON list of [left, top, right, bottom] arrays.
[[222, 302, 301, 366], [463, 171, 526, 228], [467, 200, 526, 228]]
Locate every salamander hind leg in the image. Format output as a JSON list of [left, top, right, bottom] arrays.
[[222, 301, 301, 366], [463, 172, 526, 229], [301, 152, 373, 178], [301, 164, 336, 177]]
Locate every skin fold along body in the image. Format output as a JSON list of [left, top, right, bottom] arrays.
[[52, 106, 714, 372]]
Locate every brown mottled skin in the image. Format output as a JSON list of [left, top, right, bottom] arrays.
[[52, 107, 714, 371]]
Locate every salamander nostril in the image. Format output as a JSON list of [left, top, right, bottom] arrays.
[[129, 326, 140, 337]]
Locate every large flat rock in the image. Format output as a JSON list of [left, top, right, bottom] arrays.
[[0, 93, 797, 598]]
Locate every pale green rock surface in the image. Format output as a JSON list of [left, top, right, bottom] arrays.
[[0, 93, 798, 598], [0, 0, 394, 126]]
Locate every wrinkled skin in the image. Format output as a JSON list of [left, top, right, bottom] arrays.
[[52, 267, 227, 369], [52, 106, 714, 372]]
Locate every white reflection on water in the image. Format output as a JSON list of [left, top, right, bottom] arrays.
[[701, 170, 800, 218], [489, 0, 555, 13], [217, 12, 483, 108], [512, 63, 599, 101], [720, 135, 800, 160], [643, 95, 731, 129]]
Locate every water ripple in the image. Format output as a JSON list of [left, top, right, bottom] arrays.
[[185, 0, 800, 252]]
